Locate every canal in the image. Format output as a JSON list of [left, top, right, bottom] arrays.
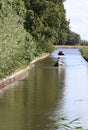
[[0, 48, 88, 130]]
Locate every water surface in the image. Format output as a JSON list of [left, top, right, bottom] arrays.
[[0, 48, 88, 130]]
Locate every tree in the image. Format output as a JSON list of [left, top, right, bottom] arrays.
[[24, 0, 69, 47], [66, 31, 81, 45]]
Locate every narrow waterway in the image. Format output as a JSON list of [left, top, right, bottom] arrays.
[[0, 48, 88, 130]]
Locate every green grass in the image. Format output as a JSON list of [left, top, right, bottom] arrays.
[[80, 48, 88, 61]]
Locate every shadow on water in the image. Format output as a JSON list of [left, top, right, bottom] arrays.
[[0, 48, 88, 129]]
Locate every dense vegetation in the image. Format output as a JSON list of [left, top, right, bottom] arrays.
[[24, 0, 69, 46], [0, 0, 38, 78], [0, 0, 69, 78]]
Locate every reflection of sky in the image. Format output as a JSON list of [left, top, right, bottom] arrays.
[[64, 65, 88, 129], [64, 0, 88, 41], [52, 48, 88, 129], [51, 48, 88, 66]]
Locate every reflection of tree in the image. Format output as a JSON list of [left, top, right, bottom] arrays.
[[54, 67, 65, 114], [22, 66, 61, 130], [21, 58, 66, 130], [0, 57, 65, 130]]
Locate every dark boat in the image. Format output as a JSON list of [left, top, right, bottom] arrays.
[[58, 51, 65, 55]]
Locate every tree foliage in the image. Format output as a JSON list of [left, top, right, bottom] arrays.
[[0, 0, 37, 78], [24, 0, 69, 47], [66, 30, 81, 45], [80, 40, 88, 46], [0, 0, 69, 78]]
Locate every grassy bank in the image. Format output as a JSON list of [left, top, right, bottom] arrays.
[[80, 47, 88, 61]]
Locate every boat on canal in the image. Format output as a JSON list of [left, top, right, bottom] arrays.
[[58, 51, 65, 55], [54, 57, 64, 67]]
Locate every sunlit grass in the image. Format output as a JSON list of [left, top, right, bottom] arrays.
[[80, 48, 88, 61]]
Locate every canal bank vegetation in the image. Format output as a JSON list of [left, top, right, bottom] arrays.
[[0, 0, 69, 78], [80, 47, 88, 61], [52, 115, 84, 130]]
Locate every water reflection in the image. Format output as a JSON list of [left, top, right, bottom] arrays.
[[64, 66, 88, 129], [0, 56, 65, 130], [0, 48, 88, 130]]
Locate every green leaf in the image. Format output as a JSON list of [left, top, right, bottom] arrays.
[[75, 126, 84, 130], [69, 118, 79, 124]]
